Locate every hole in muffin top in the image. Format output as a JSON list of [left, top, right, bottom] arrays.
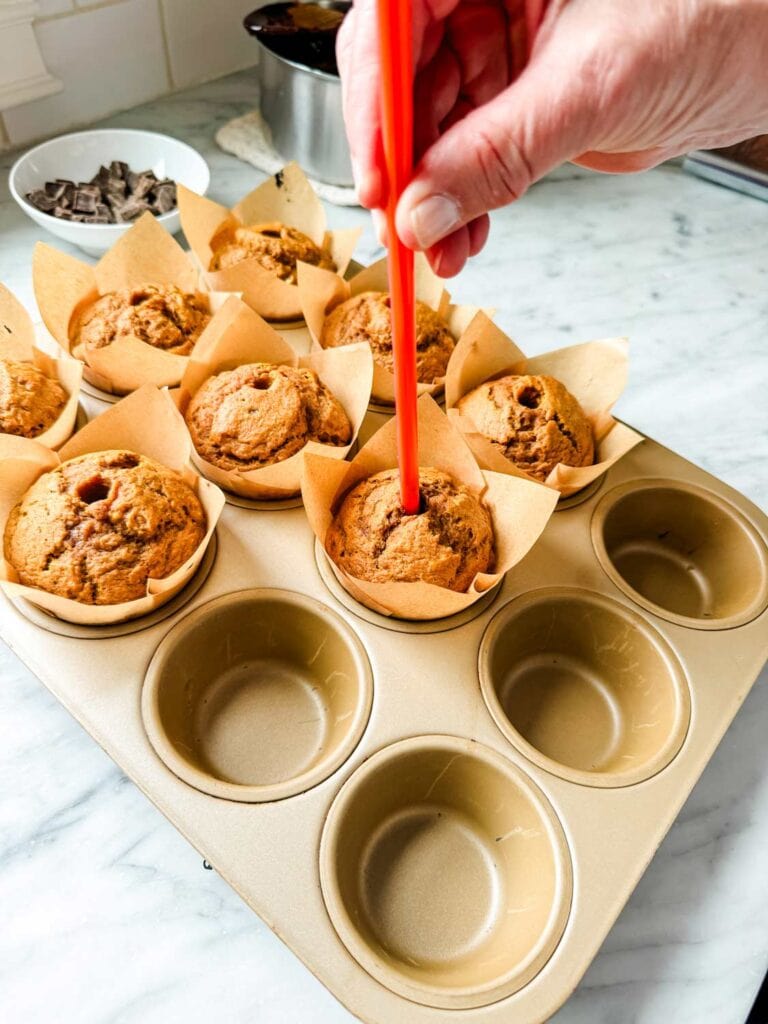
[[107, 452, 139, 469], [77, 476, 110, 504], [517, 385, 542, 409], [250, 377, 271, 390]]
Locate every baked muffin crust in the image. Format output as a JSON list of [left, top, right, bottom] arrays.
[[0, 358, 67, 438], [4, 449, 206, 604], [326, 467, 494, 592], [210, 222, 336, 283], [185, 362, 351, 471], [320, 291, 454, 385], [72, 284, 211, 359], [457, 373, 595, 481]]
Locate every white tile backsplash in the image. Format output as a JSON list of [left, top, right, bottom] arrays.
[[160, 0, 258, 90], [37, 0, 74, 15], [0, 0, 261, 149], [3, 0, 169, 147]]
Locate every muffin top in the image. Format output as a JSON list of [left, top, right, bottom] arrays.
[[457, 373, 595, 481], [0, 358, 67, 438], [71, 284, 211, 359], [326, 467, 494, 592], [320, 291, 454, 385], [4, 449, 206, 605], [209, 222, 336, 283], [185, 362, 352, 472]]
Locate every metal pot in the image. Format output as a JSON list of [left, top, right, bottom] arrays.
[[244, 3, 354, 187]]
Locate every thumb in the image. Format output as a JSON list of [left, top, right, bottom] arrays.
[[396, 56, 600, 250]]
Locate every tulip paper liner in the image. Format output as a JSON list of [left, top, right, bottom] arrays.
[[0, 283, 83, 450], [444, 312, 644, 498], [173, 295, 373, 500], [297, 252, 486, 409], [0, 385, 224, 625], [177, 162, 361, 322], [32, 212, 234, 397], [302, 392, 558, 620]]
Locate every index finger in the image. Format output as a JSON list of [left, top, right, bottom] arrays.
[[337, 0, 385, 208]]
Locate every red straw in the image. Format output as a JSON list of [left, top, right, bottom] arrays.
[[376, 0, 420, 515]]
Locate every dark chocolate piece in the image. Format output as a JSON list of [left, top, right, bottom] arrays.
[[25, 189, 58, 213], [114, 197, 151, 221], [72, 185, 101, 214], [151, 181, 177, 213], [131, 170, 158, 199], [109, 160, 130, 180]]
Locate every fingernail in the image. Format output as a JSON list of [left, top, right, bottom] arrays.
[[409, 194, 461, 249]]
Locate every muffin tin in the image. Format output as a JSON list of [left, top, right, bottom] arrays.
[[2, 338, 768, 1023]]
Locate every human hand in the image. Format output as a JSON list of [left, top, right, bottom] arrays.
[[338, 0, 768, 276]]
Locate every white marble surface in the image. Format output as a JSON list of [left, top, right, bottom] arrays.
[[1, 70, 767, 1024]]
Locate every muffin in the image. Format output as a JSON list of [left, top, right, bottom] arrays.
[[320, 292, 454, 386], [71, 284, 211, 359], [457, 373, 595, 481], [185, 362, 352, 471], [210, 222, 336, 283], [326, 467, 494, 592], [4, 450, 206, 605], [0, 358, 67, 438]]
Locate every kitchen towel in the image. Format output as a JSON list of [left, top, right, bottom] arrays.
[[216, 110, 359, 207]]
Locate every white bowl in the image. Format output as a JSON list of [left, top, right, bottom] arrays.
[[9, 128, 210, 258]]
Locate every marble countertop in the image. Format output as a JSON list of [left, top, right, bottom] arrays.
[[1, 69, 767, 1024]]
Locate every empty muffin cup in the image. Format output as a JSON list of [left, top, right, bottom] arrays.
[[141, 588, 373, 802], [479, 588, 691, 787], [320, 735, 572, 1009], [592, 479, 768, 629]]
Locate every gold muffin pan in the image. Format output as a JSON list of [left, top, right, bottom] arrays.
[[2, 388, 767, 1023]]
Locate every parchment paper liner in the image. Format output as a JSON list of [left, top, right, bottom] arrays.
[[0, 385, 224, 625], [173, 295, 374, 500], [298, 253, 486, 408], [177, 162, 361, 322], [32, 212, 234, 397], [0, 283, 82, 450], [302, 392, 558, 621], [444, 313, 643, 498]]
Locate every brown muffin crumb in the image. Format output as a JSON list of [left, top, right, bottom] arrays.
[[4, 450, 206, 605], [71, 284, 211, 359], [320, 291, 454, 385], [210, 222, 336, 283], [0, 358, 67, 438], [457, 373, 595, 481], [185, 362, 351, 471], [326, 467, 494, 592]]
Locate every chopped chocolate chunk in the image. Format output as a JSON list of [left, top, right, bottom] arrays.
[[131, 170, 158, 199], [25, 160, 178, 224], [72, 185, 100, 214], [26, 189, 58, 213], [114, 197, 151, 221], [109, 160, 130, 180], [106, 175, 127, 197], [44, 180, 68, 201], [152, 181, 177, 213], [90, 165, 111, 189]]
